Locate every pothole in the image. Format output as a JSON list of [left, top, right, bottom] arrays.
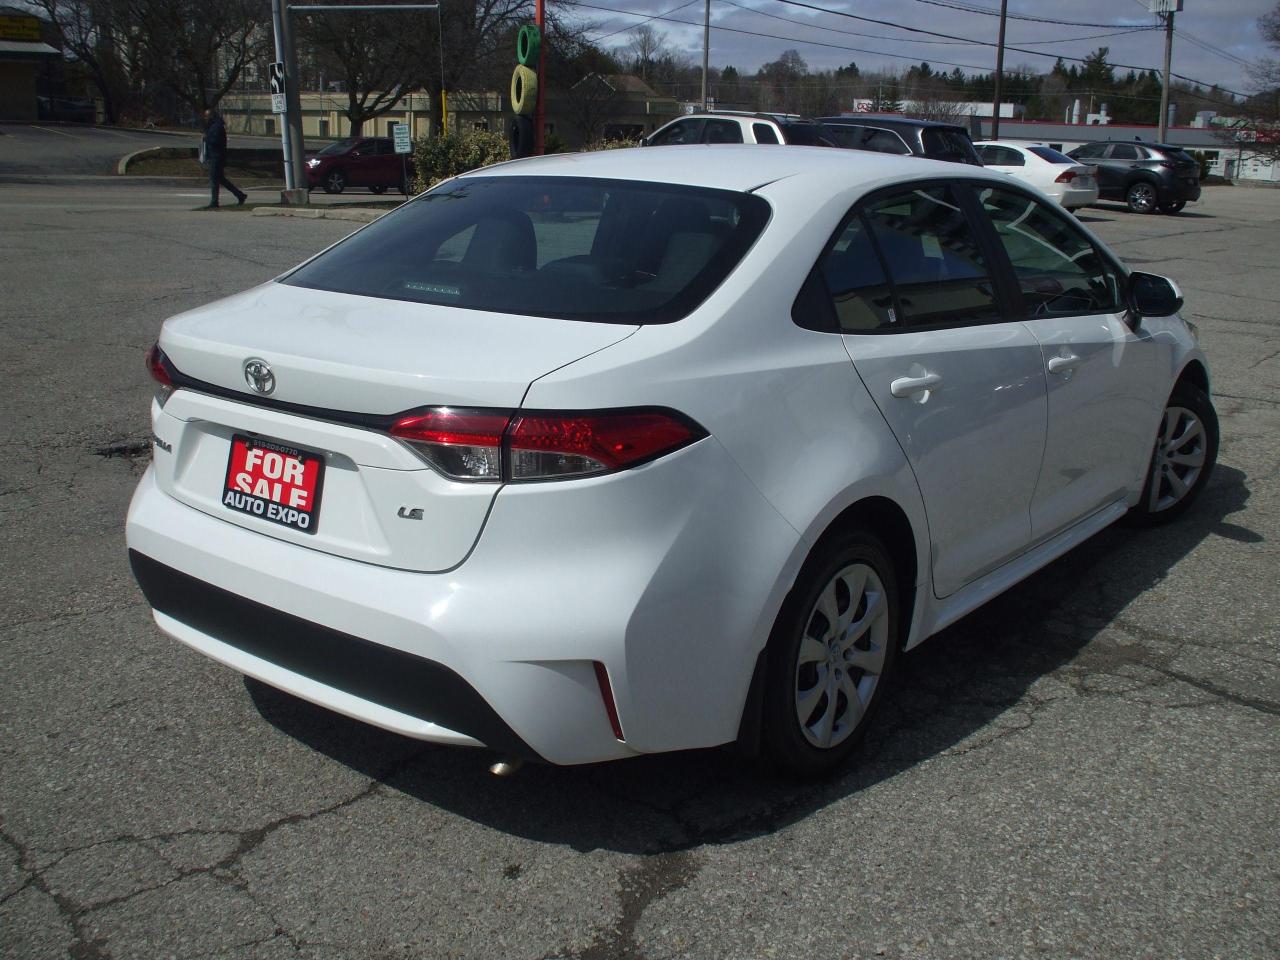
[[94, 437, 151, 460]]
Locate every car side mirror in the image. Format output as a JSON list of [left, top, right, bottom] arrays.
[[1129, 272, 1184, 319]]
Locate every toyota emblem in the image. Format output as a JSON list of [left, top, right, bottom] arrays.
[[243, 358, 275, 395]]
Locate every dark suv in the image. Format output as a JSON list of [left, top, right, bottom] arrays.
[[305, 137, 410, 195], [818, 115, 983, 165], [1066, 141, 1200, 214]]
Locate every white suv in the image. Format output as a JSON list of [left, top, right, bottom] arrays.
[[127, 147, 1216, 774], [644, 112, 832, 147]]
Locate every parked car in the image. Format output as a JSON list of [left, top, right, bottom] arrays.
[[306, 137, 410, 194], [129, 147, 1216, 775], [644, 112, 835, 146], [1066, 140, 1201, 214], [975, 141, 1099, 210], [819, 115, 983, 165]]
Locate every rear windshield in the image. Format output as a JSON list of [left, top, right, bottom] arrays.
[[1027, 146, 1074, 164], [921, 128, 980, 163], [283, 176, 771, 324]]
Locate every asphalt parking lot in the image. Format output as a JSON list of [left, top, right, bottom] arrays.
[[1, 170, 1277, 960]]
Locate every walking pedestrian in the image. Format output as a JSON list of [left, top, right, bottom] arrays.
[[202, 108, 246, 208]]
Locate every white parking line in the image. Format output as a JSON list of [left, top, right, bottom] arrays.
[[30, 125, 80, 139]]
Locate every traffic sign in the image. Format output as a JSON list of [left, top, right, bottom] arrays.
[[391, 122, 412, 154], [269, 61, 286, 114]]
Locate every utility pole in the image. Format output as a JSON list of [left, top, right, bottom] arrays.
[[990, 0, 1008, 140], [535, 0, 545, 153], [273, 4, 441, 203], [1159, 9, 1175, 142], [701, 0, 711, 111], [1148, 1, 1183, 142]]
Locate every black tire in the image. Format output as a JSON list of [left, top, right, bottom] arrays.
[[1125, 180, 1158, 214], [508, 115, 535, 159], [322, 169, 346, 194], [761, 531, 899, 777], [370, 184, 387, 195], [1126, 380, 1218, 527], [1159, 200, 1186, 214]]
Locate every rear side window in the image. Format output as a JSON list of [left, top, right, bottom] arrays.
[[978, 186, 1122, 317], [922, 128, 979, 163], [862, 185, 1001, 327], [826, 125, 910, 155], [752, 123, 779, 144], [1027, 146, 1073, 164], [818, 216, 897, 331], [1109, 144, 1141, 160], [704, 119, 744, 144], [283, 176, 771, 324]]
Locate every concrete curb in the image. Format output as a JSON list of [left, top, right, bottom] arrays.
[[117, 145, 169, 175], [251, 206, 388, 223]]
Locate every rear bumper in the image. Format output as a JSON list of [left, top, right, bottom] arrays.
[[125, 434, 800, 764], [1162, 179, 1201, 203], [1060, 184, 1099, 209]]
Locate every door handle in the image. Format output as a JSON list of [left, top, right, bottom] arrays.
[[889, 372, 942, 398], [1047, 354, 1079, 376]]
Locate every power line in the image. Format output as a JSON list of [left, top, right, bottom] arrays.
[[767, 0, 1248, 98], [563, 0, 1247, 104], [591, 0, 702, 43], [720, 0, 1156, 49], [906, 0, 1150, 30]]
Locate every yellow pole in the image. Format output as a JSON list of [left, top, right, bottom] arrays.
[[441, 90, 448, 134]]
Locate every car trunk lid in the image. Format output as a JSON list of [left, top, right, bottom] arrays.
[[152, 282, 636, 572]]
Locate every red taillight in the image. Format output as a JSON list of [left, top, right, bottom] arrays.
[[1055, 169, 1077, 183], [389, 408, 511, 482], [507, 410, 701, 480], [388, 407, 705, 482], [146, 343, 173, 388]]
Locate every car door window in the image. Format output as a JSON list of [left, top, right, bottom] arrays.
[[1071, 143, 1106, 160], [978, 186, 1123, 317], [996, 146, 1025, 166], [649, 120, 703, 146], [752, 123, 779, 144], [863, 185, 1002, 327], [704, 120, 744, 144], [1108, 144, 1140, 161]]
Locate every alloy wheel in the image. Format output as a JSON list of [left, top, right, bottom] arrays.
[[1127, 182, 1156, 213], [1148, 405, 1207, 513], [794, 562, 890, 749]]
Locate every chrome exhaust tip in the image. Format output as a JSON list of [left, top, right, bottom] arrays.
[[488, 759, 524, 777]]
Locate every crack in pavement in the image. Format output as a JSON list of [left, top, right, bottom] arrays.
[[545, 852, 701, 960], [0, 749, 428, 958]]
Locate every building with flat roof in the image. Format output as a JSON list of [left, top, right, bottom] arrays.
[[0, 9, 60, 122]]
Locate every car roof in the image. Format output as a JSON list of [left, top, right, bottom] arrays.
[[458, 144, 1007, 193], [820, 115, 965, 130]]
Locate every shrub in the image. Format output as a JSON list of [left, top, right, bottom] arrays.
[[584, 137, 639, 151], [413, 129, 510, 188]]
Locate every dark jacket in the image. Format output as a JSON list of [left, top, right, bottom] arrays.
[[203, 113, 228, 160]]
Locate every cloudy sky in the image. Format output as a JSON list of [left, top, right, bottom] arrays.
[[564, 0, 1274, 95]]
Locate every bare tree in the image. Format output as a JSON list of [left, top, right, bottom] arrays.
[[625, 24, 667, 82], [295, 3, 419, 137], [126, 0, 268, 116], [562, 74, 622, 144], [1215, 3, 1280, 162], [30, 0, 137, 123]]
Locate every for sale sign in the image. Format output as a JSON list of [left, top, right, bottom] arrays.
[[223, 435, 324, 533]]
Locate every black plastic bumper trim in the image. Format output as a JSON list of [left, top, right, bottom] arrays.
[[128, 550, 537, 760]]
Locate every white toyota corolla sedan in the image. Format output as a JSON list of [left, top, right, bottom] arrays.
[[127, 146, 1216, 774]]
